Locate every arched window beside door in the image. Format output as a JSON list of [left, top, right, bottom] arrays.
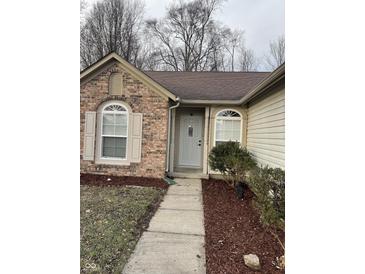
[[215, 109, 242, 146]]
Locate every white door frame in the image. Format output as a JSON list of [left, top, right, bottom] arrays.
[[202, 106, 209, 174], [178, 112, 203, 168], [170, 107, 209, 175]]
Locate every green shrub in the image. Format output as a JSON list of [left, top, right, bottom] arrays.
[[247, 166, 285, 228], [208, 141, 257, 187]]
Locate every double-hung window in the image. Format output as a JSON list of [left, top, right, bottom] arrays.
[[215, 110, 242, 146], [101, 104, 128, 159]]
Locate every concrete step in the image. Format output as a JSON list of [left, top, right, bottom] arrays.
[[122, 231, 205, 274], [170, 172, 209, 179], [147, 208, 205, 236], [160, 194, 203, 211], [167, 180, 202, 195]]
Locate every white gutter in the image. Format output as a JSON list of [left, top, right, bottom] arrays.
[[180, 98, 241, 105], [165, 97, 180, 173]]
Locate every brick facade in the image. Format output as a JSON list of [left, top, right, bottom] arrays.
[[80, 63, 169, 178]]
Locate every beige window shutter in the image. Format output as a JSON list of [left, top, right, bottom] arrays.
[[130, 113, 143, 163], [83, 111, 96, 160]]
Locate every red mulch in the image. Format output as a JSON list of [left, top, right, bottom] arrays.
[[202, 179, 285, 274], [80, 173, 169, 189]]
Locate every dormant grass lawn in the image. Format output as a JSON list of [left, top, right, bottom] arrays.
[[80, 185, 165, 273]]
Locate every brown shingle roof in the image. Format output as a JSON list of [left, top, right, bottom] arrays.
[[144, 71, 271, 101]]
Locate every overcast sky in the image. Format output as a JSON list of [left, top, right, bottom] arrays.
[[84, 0, 284, 69]]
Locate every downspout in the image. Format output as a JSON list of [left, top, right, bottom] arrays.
[[166, 97, 180, 174], [206, 105, 211, 175]]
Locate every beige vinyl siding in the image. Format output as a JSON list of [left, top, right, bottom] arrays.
[[247, 88, 285, 169]]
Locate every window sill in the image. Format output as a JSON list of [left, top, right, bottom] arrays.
[[95, 158, 131, 166]]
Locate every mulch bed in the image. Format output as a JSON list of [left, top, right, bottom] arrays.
[[202, 179, 285, 274], [80, 173, 169, 189]]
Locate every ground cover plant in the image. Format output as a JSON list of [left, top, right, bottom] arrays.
[[202, 179, 285, 273], [80, 185, 165, 273]]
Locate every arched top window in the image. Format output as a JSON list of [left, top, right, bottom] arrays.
[[216, 110, 241, 118], [101, 103, 128, 159], [215, 109, 242, 146], [103, 104, 127, 112]]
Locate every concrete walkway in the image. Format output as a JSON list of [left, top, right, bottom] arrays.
[[123, 178, 206, 274]]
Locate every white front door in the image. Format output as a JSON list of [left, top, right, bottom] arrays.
[[178, 113, 203, 168]]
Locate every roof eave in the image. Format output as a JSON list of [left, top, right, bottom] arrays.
[[238, 63, 285, 105]]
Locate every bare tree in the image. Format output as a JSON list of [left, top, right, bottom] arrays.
[[209, 45, 226, 71], [134, 31, 163, 70], [80, 0, 145, 69], [238, 46, 257, 71], [205, 22, 228, 71], [265, 35, 285, 70], [145, 0, 226, 71], [80, 0, 88, 27], [80, 0, 260, 72], [223, 29, 243, 71], [80, 0, 87, 14]]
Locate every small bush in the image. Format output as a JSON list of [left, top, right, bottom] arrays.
[[208, 141, 257, 187], [247, 166, 285, 228]]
